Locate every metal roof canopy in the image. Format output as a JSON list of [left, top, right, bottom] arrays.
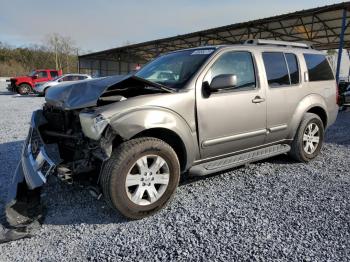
[[79, 2, 350, 77]]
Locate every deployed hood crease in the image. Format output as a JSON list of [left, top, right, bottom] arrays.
[[45, 75, 173, 110]]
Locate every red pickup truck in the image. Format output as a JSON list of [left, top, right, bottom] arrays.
[[7, 69, 63, 95]]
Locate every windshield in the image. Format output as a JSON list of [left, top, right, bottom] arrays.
[[28, 70, 37, 77], [52, 75, 62, 81], [135, 49, 215, 89]]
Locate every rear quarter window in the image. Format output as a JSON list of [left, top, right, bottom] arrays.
[[303, 54, 334, 81]]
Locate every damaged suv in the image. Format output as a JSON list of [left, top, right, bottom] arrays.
[[7, 40, 338, 220]]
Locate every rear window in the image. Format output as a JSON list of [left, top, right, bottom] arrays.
[[303, 54, 334, 81]]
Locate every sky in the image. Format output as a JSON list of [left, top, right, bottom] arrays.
[[0, 0, 345, 53]]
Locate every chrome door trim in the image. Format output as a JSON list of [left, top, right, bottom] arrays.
[[202, 129, 267, 148]]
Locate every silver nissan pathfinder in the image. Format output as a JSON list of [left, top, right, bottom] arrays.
[[7, 39, 338, 220]]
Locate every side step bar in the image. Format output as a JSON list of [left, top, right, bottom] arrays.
[[189, 144, 291, 176]]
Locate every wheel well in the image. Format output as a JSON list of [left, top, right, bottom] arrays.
[[307, 106, 327, 127], [19, 82, 31, 87], [132, 128, 187, 172]]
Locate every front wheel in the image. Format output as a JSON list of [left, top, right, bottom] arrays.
[[289, 113, 324, 162], [100, 137, 180, 219], [17, 84, 32, 95]]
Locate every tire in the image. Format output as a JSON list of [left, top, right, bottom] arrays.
[[100, 137, 180, 219], [17, 84, 32, 95], [289, 113, 324, 162]]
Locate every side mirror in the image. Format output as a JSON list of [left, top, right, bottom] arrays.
[[209, 74, 237, 91], [33, 74, 38, 79]]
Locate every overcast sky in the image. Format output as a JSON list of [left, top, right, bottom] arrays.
[[0, 0, 345, 52]]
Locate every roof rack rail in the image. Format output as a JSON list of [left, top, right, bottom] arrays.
[[244, 39, 313, 49]]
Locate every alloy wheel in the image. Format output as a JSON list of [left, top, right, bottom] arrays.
[[125, 155, 170, 206], [302, 123, 320, 154]]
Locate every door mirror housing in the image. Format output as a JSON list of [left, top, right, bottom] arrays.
[[209, 74, 237, 91], [32, 74, 38, 79]]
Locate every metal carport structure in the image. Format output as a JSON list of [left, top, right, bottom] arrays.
[[79, 2, 350, 82]]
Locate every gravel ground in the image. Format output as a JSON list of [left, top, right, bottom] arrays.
[[0, 89, 349, 261]]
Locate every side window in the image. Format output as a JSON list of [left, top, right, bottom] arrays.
[[50, 71, 58, 78], [37, 71, 48, 78], [61, 76, 70, 81], [205, 51, 256, 90], [303, 54, 334, 81], [262, 52, 290, 87], [285, 53, 299, 84]]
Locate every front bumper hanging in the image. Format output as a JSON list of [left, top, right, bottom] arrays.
[[1, 110, 61, 244]]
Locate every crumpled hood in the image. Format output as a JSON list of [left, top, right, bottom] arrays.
[[45, 75, 172, 110]]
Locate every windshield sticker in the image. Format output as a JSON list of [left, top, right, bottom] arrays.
[[191, 49, 214, 55]]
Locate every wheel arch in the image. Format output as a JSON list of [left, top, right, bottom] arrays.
[[132, 128, 187, 172], [288, 94, 329, 139], [18, 82, 33, 88], [108, 107, 198, 172]]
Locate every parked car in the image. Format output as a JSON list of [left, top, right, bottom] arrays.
[[6, 40, 338, 222], [342, 84, 350, 106], [7, 69, 63, 95], [33, 74, 92, 96]]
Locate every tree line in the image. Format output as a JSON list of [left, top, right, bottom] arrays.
[[0, 34, 79, 77]]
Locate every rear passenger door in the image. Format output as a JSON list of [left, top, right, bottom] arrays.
[[262, 52, 302, 143]]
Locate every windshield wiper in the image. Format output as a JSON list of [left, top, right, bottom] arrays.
[[132, 75, 176, 93]]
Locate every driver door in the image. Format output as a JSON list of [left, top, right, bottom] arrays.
[[36, 71, 49, 83], [196, 50, 267, 159]]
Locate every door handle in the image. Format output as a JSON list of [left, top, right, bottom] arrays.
[[252, 96, 265, 103]]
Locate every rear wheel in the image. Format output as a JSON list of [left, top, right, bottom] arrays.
[[18, 84, 32, 95], [289, 113, 324, 162], [100, 137, 180, 219]]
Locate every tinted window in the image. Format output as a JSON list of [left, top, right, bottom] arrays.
[[262, 52, 290, 87], [50, 71, 58, 78], [285, 53, 299, 84], [205, 51, 256, 90], [304, 54, 334, 81], [37, 71, 48, 78], [61, 76, 70, 81]]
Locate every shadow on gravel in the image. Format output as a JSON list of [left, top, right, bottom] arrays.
[[324, 110, 350, 146], [0, 91, 13, 96]]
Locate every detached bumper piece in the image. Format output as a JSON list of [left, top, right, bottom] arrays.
[[1, 110, 61, 244]]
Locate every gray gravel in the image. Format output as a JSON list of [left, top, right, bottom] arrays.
[[0, 89, 349, 261]]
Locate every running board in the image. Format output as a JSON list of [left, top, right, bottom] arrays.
[[189, 144, 291, 176]]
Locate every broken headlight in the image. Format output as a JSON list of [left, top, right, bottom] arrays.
[[79, 112, 109, 140]]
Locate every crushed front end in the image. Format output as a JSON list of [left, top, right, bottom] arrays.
[[3, 104, 115, 243]]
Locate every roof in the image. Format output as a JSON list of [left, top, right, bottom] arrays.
[[79, 2, 350, 63]]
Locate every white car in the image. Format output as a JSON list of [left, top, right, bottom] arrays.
[[33, 74, 92, 95]]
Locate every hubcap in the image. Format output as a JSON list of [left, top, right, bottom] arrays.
[[302, 123, 320, 154], [125, 155, 170, 206]]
